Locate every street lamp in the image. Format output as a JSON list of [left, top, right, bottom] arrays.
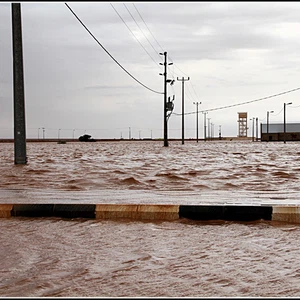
[[193, 101, 201, 143], [266, 110, 274, 142], [284, 102, 292, 144]]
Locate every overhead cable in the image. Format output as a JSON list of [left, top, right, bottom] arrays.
[[111, 3, 161, 68], [173, 87, 300, 116], [65, 3, 163, 94]]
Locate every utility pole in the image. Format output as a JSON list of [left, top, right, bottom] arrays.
[[207, 118, 211, 141], [203, 112, 207, 141], [177, 76, 190, 145], [193, 101, 201, 143], [129, 127, 131, 140], [160, 52, 168, 147], [219, 125, 222, 140], [256, 117, 258, 141], [12, 3, 27, 164]]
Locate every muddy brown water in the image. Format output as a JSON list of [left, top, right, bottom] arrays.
[[1, 140, 300, 297]]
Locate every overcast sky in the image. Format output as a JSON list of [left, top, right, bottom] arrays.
[[2, 1, 300, 139]]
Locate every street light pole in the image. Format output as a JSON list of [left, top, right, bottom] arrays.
[[266, 110, 274, 142], [193, 101, 201, 143], [207, 118, 211, 141], [256, 117, 258, 141], [284, 102, 292, 144]]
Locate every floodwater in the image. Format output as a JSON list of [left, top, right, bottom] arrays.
[[1, 140, 300, 297]]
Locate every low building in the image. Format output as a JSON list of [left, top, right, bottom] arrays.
[[261, 123, 300, 142]]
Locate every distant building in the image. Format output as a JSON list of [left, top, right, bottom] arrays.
[[261, 123, 300, 141], [237, 112, 248, 137]]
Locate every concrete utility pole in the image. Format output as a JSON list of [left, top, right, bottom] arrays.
[[177, 77, 190, 144], [12, 3, 27, 164]]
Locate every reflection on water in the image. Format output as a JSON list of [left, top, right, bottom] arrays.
[[1, 140, 300, 297]]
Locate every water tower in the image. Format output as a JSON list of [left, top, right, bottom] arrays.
[[237, 112, 248, 137]]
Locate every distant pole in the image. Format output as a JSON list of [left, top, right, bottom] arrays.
[[12, 3, 26, 164], [256, 117, 258, 141], [38, 127, 40, 139], [266, 110, 274, 142], [73, 129, 75, 139], [177, 76, 190, 144], [129, 127, 131, 140], [219, 125, 222, 139], [151, 130, 152, 139], [251, 118, 254, 142], [58, 128, 61, 140], [203, 112, 207, 141], [42, 127, 45, 139], [207, 118, 211, 141], [284, 102, 292, 144], [193, 102, 201, 143]]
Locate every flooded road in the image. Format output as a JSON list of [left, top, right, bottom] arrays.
[[1, 140, 300, 297]]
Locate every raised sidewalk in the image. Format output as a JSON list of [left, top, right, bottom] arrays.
[[0, 189, 300, 223]]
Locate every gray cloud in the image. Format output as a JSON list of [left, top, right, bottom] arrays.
[[2, 2, 300, 139]]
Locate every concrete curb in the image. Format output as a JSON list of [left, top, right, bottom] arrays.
[[1, 204, 300, 224]]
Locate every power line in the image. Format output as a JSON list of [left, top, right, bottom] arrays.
[[132, 3, 165, 53], [65, 3, 163, 95], [131, 2, 201, 103], [123, 3, 162, 61], [110, 3, 160, 69], [173, 87, 300, 116]]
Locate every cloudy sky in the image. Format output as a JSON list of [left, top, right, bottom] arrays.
[[2, 1, 300, 140]]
